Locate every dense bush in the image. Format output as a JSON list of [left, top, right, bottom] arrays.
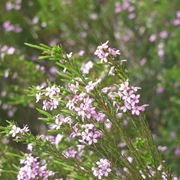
[[0, 0, 179, 179], [0, 42, 176, 179]]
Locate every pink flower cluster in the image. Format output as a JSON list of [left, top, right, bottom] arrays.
[[9, 125, 29, 139], [6, 0, 22, 11], [148, 31, 168, 58], [3, 21, 22, 33], [118, 81, 148, 115], [17, 154, 54, 180], [172, 10, 180, 26], [67, 123, 102, 145], [36, 85, 60, 111], [115, 1, 136, 19], [61, 123, 101, 160], [67, 92, 107, 123], [92, 159, 111, 179], [94, 41, 120, 62], [64, 147, 77, 158], [67, 92, 96, 120], [0, 45, 15, 57], [157, 43, 164, 58], [102, 81, 148, 116], [63, 145, 84, 159], [79, 124, 102, 145], [149, 31, 168, 43]]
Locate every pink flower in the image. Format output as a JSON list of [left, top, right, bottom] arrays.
[[172, 19, 180, 26], [7, 47, 15, 54], [2, 21, 22, 32], [118, 142, 127, 148], [49, 67, 58, 75], [128, 13, 136, 20], [122, 2, 130, 10], [93, 112, 106, 122], [115, 2, 122, 14], [69, 124, 80, 139], [78, 50, 85, 56], [3, 21, 14, 32], [128, 6, 135, 12], [108, 48, 120, 56], [6, 2, 14, 10], [174, 147, 180, 155], [6, 0, 21, 11], [157, 43, 164, 58], [176, 10, 180, 18], [149, 34, 157, 42], [94, 49, 109, 62], [159, 31, 168, 39], [140, 58, 147, 66], [158, 145, 168, 152], [156, 85, 164, 94], [122, 119, 129, 126]]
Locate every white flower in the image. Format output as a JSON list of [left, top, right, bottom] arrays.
[[9, 125, 29, 139], [66, 52, 73, 59], [97, 41, 109, 50], [80, 61, 94, 74]]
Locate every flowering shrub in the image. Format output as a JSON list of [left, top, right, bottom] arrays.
[[0, 0, 180, 177], [0, 42, 178, 179]]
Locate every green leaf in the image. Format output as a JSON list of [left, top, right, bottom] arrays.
[[36, 108, 52, 118], [24, 43, 47, 51]]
